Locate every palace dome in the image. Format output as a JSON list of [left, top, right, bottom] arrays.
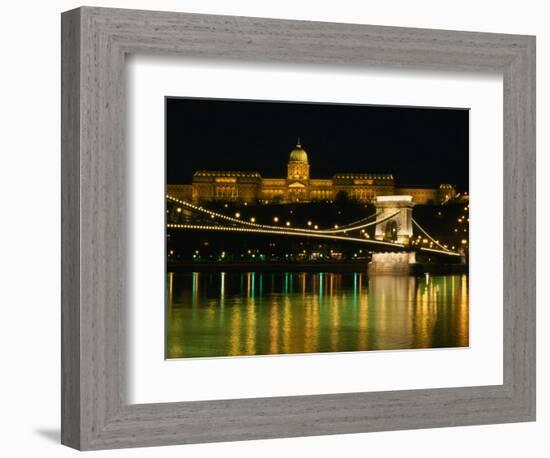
[[289, 138, 308, 163]]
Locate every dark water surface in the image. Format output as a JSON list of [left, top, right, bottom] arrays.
[[166, 271, 469, 358]]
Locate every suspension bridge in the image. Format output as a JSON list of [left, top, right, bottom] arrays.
[[166, 194, 462, 259]]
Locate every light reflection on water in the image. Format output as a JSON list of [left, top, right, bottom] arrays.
[[166, 271, 468, 359]]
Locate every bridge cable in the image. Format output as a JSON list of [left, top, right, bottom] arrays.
[[167, 223, 405, 248], [411, 217, 454, 253], [167, 195, 398, 235]]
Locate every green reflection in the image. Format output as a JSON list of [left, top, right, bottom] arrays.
[[166, 272, 469, 359]]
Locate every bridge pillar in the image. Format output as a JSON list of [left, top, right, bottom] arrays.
[[374, 195, 414, 244], [368, 252, 416, 275]]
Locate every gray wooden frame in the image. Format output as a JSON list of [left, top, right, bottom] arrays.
[[61, 6, 536, 450]]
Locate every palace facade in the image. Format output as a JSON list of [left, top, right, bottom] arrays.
[[167, 140, 456, 205]]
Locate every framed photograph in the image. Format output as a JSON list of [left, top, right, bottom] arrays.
[[61, 6, 535, 450]]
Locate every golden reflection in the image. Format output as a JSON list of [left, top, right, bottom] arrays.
[[191, 272, 199, 306], [303, 296, 314, 353], [369, 277, 387, 348], [269, 298, 279, 354], [318, 272, 324, 305], [352, 273, 358, 308], [168, 272, 174, 307], [245, 299, 257, 355], [282, 296, 292, 354], [329, 293, 340, 351], [220, 272, 225, 308], [406, 277, 415, 338], [443, 276, 447, 305], [311, 296, 320, 353], [358, 291, 369, 350], [458, 274, 469, 346], [229, 303, 241, 356], [166, 271, 470, 358], [416, 278, 432, 348]]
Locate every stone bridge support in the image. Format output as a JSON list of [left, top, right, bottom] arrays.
[[374, 195, 414, 244], [368, 252, 416, 275]]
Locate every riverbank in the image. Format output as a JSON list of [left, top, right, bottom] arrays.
[[167, 260, 468, 275]]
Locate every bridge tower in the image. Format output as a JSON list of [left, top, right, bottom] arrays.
[[374, 195, 414, 244]]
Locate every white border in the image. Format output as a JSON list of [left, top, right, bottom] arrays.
[[127, 56, 503, 404]]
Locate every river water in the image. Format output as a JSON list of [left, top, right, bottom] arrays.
[[166, 271, 468, 359]]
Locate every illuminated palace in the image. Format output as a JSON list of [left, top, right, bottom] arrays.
[[167, 139, 456, 205]]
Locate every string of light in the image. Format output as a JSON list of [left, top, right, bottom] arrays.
[[166, 195, 462, 257], [167, 195, 399, 235]]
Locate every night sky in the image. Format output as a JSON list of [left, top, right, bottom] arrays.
[[166, 97, 469, 192]]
